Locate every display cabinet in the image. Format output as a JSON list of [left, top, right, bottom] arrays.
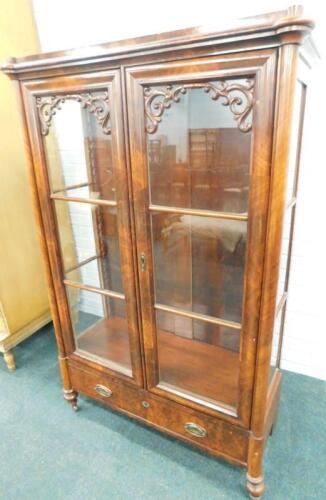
[[2, 7, 317, 498]]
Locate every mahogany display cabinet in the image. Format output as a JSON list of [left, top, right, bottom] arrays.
[[2, 7, 317, 498]]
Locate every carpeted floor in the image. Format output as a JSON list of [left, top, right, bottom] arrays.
[[1, 323, 325, 500]]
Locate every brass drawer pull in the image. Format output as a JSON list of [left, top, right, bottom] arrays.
[[184, 422, 207, 438], [95, 384, 112, 398]]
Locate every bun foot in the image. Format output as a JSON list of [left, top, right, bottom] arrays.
[[246, 473, 265, 499], [63, 388, 78, 411]]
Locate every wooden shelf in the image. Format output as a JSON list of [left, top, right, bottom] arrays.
[[77, 316, 131, 372], [158, 328, 239, 409]]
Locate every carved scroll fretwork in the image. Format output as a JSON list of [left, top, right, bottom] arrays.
[[36, 92, 111, 136], [144, 80, 254, 134]]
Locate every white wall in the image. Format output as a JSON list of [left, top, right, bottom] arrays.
[[32, 0, 326, 380]]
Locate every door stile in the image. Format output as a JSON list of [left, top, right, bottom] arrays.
[[108, 71, 144, 385], [124, 71, 160, 389], [120, 65, 148, 386]]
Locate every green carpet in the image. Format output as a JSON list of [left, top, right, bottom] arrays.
[[0, 323, 325, 500]]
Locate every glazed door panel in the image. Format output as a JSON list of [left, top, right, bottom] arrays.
[[126, 51, 277, 424], [22, 71, 143, 385]]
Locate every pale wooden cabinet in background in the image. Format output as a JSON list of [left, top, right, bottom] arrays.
[[0, 0, 50, 371]]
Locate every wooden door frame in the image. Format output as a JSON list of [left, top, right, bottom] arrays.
[[125, 49, 277, 427], [21, 70, 144, 386]]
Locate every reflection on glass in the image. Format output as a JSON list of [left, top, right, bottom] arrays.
[[156, 309, 240, 409], [276, 208, 293, 305], [66, 287, 131, 375], [157, 310, 240, 351], [286, 81, 305, 204], [146, 82, 252, 213], [151, 213, 246, 323], [43, 96, 116, 201], [54, 201, 123, 293], [269, 307, 284, 383]]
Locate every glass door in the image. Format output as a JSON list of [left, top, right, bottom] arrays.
[[126, 53, 276, 422], [23, 71, 143, 385]]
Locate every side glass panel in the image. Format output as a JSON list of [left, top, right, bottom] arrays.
[[40, 88, 134, 377], [270, 204, 292, 382], [270, 80, 306, 384], [269, 307, 284, 382], [145, 78, 253, 410], [276, 207, 293, 305], [286, 81, 304, 204]]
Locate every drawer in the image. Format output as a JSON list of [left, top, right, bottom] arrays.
[[120, 383, 248, 465], [68, 359, 122, 407], [68, 360, 248, 466]]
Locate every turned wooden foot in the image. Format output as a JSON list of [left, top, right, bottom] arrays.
[[247, 434, 265, 498], [63, 388, 79, 411], [246, 473, 265, 499], [3, 350, 16, 371]]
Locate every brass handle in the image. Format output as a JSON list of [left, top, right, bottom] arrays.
[[140, 252, 146, 272], [184, 422, 207, 438], [95, 384, 112, 398]]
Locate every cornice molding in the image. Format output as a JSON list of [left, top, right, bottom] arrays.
[[1, 8, 316, 79]]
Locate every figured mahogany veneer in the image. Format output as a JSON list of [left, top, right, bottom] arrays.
[[2, 6, 317, 499], [67, 359, 249, 466]]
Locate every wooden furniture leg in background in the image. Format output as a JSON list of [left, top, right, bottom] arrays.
[[3, 350, 16, 371]]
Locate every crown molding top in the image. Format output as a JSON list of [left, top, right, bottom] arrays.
[[1, 6, 317, 78]]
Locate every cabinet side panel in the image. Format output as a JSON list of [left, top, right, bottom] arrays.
[[270, 77, 307, 380], [251, 44, 300, 437]]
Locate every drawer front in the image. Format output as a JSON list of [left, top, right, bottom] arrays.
[[69, 360, 122, 406], [121, 383, 248, 464], [68, 360, 248, 465]]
